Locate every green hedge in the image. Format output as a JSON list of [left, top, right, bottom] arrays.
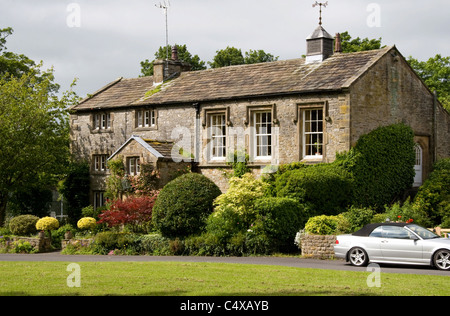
[[337, 123, 415, 210], [274, 163, 353, 216], [152, 173, 222, 238]]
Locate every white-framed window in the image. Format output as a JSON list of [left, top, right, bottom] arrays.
[[127, 157, 141, 176], [94, 113, 111, 130], [254, 111, 272, 159], [136, 109, 156, 128], [209, 114, 227, 160], [93, 155, 108, 172], [303, 108, 324, 158]]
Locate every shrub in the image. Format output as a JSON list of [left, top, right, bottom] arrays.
[[214, 173, 269, 226], [9, 215, 39, 236], [226, 150, 250, 178], [304, 215, 344, 235], [275, 163, 353, 216], [51, 224, 77, 249], [36, 217, 59, 232], [206, 206, 247, 244], [93, 231, 136, 254], [11, 240, 36, 254], [153, 173, 222, 238], [77, 217, 97, 230], [139, 234, 172, 255], [383, 198, 432, 227], [337, 123, 415, 210], [340, 206, 375, 233], [253, 197, 309, 252], [413, 158, 450, 226], [98, 195, 157, 233], [183, 233, 225, 256]]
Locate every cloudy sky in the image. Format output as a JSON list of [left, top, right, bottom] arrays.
[[2, 0, 449, 98]]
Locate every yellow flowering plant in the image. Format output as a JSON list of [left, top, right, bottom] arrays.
[[36, 217, 59, 232], [77, 217, 97, 230]]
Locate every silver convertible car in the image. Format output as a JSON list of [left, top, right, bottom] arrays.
[[334, 223, 450, 271]]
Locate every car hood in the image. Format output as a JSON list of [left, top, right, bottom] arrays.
[[424, 238, 450, 247]]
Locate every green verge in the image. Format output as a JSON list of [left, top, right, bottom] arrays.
[[0, 261, 448, 296]]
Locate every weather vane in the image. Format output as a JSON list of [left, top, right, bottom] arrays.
[[312, 1, 328, 26]]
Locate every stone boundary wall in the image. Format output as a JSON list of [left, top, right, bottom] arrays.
[[0, 236, 52, 253], [300, 234, 336, 259], [61, 239, 93, 250]]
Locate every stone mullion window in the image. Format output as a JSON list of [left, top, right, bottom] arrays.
[[93, 154, 109, 172], [91, 112, 113, 133], [135, 109, 157, 129]]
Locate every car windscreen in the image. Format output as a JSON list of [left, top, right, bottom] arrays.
[[406, 224, 439, 239]]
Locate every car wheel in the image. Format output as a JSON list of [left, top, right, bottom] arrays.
[[348, 247, 369, 267], [433, 249, 450, 271]]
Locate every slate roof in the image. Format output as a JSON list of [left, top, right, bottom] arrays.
[[108, 135, 186, 161], [71, 46, 394, 111]]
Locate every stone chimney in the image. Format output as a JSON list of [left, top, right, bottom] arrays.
[[334, 33, 342, 53], [305, 25, 334, 64], [153, 45, 191, 84]]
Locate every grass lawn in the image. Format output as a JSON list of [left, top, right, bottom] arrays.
[[0, 261, 448, 296]]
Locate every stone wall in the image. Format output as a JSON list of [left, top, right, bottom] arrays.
[[61, 238, 93, 250], [300, 234, 336, 259], [349, 51, 450, 174], [0, 236, 52, 253]]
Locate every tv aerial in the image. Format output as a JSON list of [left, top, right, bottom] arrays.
[[156, 0, 171, 60]]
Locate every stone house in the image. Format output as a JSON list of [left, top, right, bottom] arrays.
[[69, 25, 450, 207]]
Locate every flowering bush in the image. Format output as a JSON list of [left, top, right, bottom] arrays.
[[36, 217, 59, 232], [98, 195, 157, 232], [77, 217, 97, 230], [213, 173, 269, 226]]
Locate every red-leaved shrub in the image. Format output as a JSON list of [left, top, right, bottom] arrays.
[[98, 195, 157, 231]]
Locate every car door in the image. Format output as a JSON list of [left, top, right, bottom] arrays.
[[379, 226, 423, 263]]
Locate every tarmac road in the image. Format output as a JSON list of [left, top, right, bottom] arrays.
[[0, 251, 448, 276]]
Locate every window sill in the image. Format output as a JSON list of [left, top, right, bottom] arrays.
[[134, 126, 158, 131], [301, 155, 324, 164], [90, 129, 113, 134]]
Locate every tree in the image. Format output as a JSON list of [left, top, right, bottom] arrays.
[[407, 55, 450, 112], [339, 31, 383, 53], [244, 49, 278, 64], [209, 47, 278, 68], [0, 72, 77, 226], [208, 46, 244, 68], [140, 44, 206, 77]]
